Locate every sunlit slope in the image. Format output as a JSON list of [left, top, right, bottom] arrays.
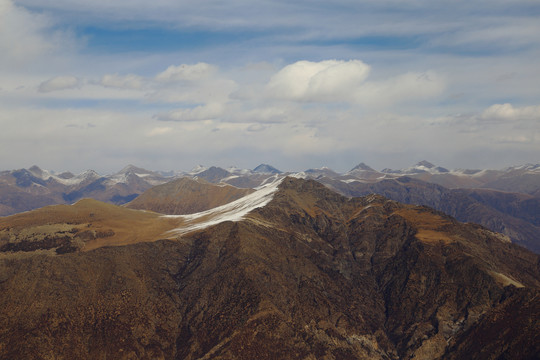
[[126, 177, 254, 215], [0, 199, 183, 253], [0, 178, 280, 253]]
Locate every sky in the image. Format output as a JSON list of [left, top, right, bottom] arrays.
[[1, 0, 539, 174]]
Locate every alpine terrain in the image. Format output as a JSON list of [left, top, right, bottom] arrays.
[[1, 161, 539, 254], [0, 177, 538, 359]]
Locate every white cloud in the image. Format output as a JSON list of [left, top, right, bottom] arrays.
[[100, 73, 144, 90], [265, 60, 444, 108], [147, 126, 173, 136], [494, 135, 532, 144], [267, 60, 371, 102], [155, 102, 225, 122], [235, 107, 288, 124], [481, 103, 540, 122], [155, 63, 218, 82], [38, 76, 82, 93], [246, 123, 266, 132], [147, 67, 237, 105], [354, 71, 445, 109], [0, 0, 74, 68]]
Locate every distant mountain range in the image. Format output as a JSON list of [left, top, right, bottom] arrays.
[[1, 161, 539, 252]]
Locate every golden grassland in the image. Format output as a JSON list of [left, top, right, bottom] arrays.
[[127, 177, 254, 215], [0, 199, 184, 252], [393, 208, 455, 245]]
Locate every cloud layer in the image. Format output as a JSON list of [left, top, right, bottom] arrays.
[[0, 0, 538, 172], [39, 76, 82, 92]]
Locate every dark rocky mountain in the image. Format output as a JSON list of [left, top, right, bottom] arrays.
[[186, 165, 277, 188], [253, 164, 282, 174], [0, 177, 538, 359], [350, 162, 376, 172], [194, 166, 232, 183], [345, 163, 383, 182], [303, 167, 341, 178], [321, 176, 540, 253]]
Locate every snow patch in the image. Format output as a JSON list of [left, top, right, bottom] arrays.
[[107, 173, 128, 185], [164, 177, 284, 236], [226, 166, 253, 175], [46, 170, 101, 186], [221, 175, 240, 182], [189, 165, 208, 175], [289, 172, 307, 179]]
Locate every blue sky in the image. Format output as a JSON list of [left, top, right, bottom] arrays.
[[1, 0, 539, 173]]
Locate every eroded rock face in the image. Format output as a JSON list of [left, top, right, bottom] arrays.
[[0, 178, 538, 359]]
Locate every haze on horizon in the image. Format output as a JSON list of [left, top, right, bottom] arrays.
[[1, 0, 539, 174]]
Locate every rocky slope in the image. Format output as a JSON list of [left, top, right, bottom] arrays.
[[322, 176, 540, 253], [0, 178, 538, 359]]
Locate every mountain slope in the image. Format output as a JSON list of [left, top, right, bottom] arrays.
[[0, 199, 184, 253], [322, 176, 540, 253], [0, 178, 538, 359], [126, 177, 254, 215]]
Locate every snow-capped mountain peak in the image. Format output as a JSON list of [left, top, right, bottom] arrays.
[[189, 165, 208, 175]]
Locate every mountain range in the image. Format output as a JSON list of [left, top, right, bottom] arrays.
[[0, 177, 538, 359], [2, 161, 538, 253]]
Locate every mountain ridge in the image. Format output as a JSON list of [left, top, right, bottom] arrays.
[[1, 162, 539, 254]]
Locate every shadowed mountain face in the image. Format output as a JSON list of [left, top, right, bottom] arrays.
[[321, 177, 540, 253], [0, 178, 538, 359]]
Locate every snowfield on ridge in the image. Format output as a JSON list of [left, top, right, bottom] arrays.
[[164, 176, 283, 236]]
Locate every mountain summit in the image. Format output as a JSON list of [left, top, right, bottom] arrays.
[[350, 162, 375, 172], [253, 163, 282, 174], [416, 160, 436, 168]]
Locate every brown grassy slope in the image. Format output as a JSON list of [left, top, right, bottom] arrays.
[[0, 199, 183, 253], [126, 177, 254, 215]]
